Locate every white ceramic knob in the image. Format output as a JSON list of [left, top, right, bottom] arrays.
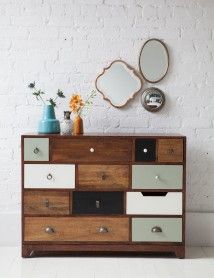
[[90, 147, 95, 153], [143, 148, 148, 153], [155, 175, 159, 180]]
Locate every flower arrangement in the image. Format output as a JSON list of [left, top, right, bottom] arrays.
[[28, 81, 65, 107]]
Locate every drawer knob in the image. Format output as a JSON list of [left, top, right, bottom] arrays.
[[33, 147, 39, 154], [47, 173, 53, 180], [44, 199, 49, 208], [101, 173, 106, 180], [99, 226, 108, 233], [155, 175, 159, 180], [151, 226, 162, 233], [143, 148, 148, 153], [96, 200, 101, 208], [168, 148, 174, 154], [90, 147, 95, 153], [45, 226, 55, 234]]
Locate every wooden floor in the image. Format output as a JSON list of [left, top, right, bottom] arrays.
[[0, 247, 214, 278]]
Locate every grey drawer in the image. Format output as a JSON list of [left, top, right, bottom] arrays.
[[132, 165, 183, 189], [24, 138, 49, 161], [132, 218, 182, 242]]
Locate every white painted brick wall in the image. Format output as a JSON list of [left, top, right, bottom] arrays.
[[0, 0, 213, 215]]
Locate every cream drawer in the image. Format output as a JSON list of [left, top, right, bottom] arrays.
[[132, 217, 182, 242], [24, 138, 49, 161], [24, 164, 75, 189], [126, 192, 182, 215], [132, 165, 183, 190]]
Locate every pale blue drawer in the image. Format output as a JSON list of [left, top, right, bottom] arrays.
[[24, 138, 49, 161]]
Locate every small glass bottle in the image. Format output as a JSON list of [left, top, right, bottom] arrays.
[[60, 111, 72, 135]]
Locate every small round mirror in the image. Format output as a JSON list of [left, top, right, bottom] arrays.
[[141, 87, 165, 112], [139, 39, 169, 83]]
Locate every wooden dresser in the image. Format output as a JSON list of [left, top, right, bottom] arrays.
[[21, 133, 186, 258]]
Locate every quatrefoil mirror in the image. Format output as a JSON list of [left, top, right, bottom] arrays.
[[95, 60, 143, 108]]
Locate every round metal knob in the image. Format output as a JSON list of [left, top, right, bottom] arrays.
[[45, 226, 55, 234], [143, 148, 148, 153], [101, 173, 106, 180], [151, 226, 162, 233], [90, 147, 95, 153], [33, 147, 39, 154], [168, 148, 174, 154], [44, 199, 49, 208], [155, 175, 159, 180], [99, 226, 108, 233], [47, 173, 53, 180]]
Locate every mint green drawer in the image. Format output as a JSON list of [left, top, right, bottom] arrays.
[[132, 218, 182, 242], [24, 138, 49, 161], [132, 165, 183, 189]]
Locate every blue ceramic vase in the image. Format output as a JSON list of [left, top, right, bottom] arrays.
[[38, 105, 60, 134]]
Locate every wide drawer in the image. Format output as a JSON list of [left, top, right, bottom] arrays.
[[24, 138, 49, 161], [126, 192, 182, 215], [132, 165, 183, 189], [24, 217, 129, 242], [78, 165, 129, 190], [51, 138, 132, 163], [24, 190, 70, 215], [132, 218, 182, 242], [73, 191, 124, 215], [158, 139, 183, 162], [24, 164, 75, 189]]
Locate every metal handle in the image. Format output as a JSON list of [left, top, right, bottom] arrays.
[[151, 226, 162, 233], [101, 173, 106, 180], [45, 226, 55, 234], [43, 199, 49, 208], [47, 173, 53, 180], [143, 148, 148, 153], [168, 148, 174, 154], [90, 147, 95, 153], [99, 226, 108, 233], [33, 147, 39, 154], [96, 200, 100, 208]]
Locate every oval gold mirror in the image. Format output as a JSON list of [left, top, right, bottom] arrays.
[[141, 87, 165, 112], [139, 39, 169, 83]]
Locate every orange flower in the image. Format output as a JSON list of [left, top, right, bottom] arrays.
[[69, 94, 84, 113]]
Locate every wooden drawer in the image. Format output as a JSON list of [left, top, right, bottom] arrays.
[[73, 191, 124, 215], [24, 138, 49, 161], [132, 165, 183, 190], [24, 217, 129, 242], [158, 139, 183, 162], [78, 165, 129, 190], [126, 192, 182, 215], [24, 190, 70, 215], [51, 138, 132, 163], [135, 138, 156, 162], [132, 218, 182, 242], [24, 164, 75, 189]]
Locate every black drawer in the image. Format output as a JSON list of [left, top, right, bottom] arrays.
[[72, 191, 124, 215], [135, 138, 156, 162]]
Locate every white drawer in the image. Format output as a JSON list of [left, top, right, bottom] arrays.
[[24, 164, 75, 189], [126, 192, 182, 215]]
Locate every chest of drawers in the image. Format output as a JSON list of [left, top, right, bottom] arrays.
[[21, 133, 186, 258]]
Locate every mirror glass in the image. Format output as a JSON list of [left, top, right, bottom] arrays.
[[141, 87, 165, 112], [95, 60, 143, 108], [139, 39, 169, 83]]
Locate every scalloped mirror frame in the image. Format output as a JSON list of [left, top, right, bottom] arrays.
[[95, 60, 143, 108]]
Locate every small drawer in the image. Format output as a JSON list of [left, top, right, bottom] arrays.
[[126, 192, 182, 215], [132, 165, 183, 190], [132, 218, 182, 242], [24, 138, 49, 161], [78, 165, 129, 190], [51, 138, 132, 163], [24, 217, 129, 242], [135, 138, 156, 162], [24, 164, 75, 189], [158, 139, 183, 162], [73, 191, 124, 215], [24, 190, 70, 215]]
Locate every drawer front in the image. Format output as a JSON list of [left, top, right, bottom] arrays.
[[78, 165, 129, 190], [73, 191, 124, 215], [24, 138, 49, 161], [51, 138, 132, 163], [132, 165, 183, 189], [158, 139, 183, 162], [24, 190, 70, 215], [126, 192, 182, 215], [24, 217, 129, 242], [132, 218, 182, 242], [24, 164, 75, 189], [135, 139, 156, 162]]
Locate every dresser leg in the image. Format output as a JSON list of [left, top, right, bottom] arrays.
[[175, 246, 185, 259], [22, 245, 34, 258]]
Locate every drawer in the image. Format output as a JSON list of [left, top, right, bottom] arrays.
[[24, 190, 70, 215], [126, 192, 182, 215], [73, 191, 124, 215], [132, 218, 182, 242], [24, 217, 129, 242], [24, 164, 75, 189], [78, 165, 129, 190], [132, 165, 183, 189], [51, 138, 132, 163], [158, 139, 183, 162], [24, 138, 49, 161], [135, 138, 156, 162]]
